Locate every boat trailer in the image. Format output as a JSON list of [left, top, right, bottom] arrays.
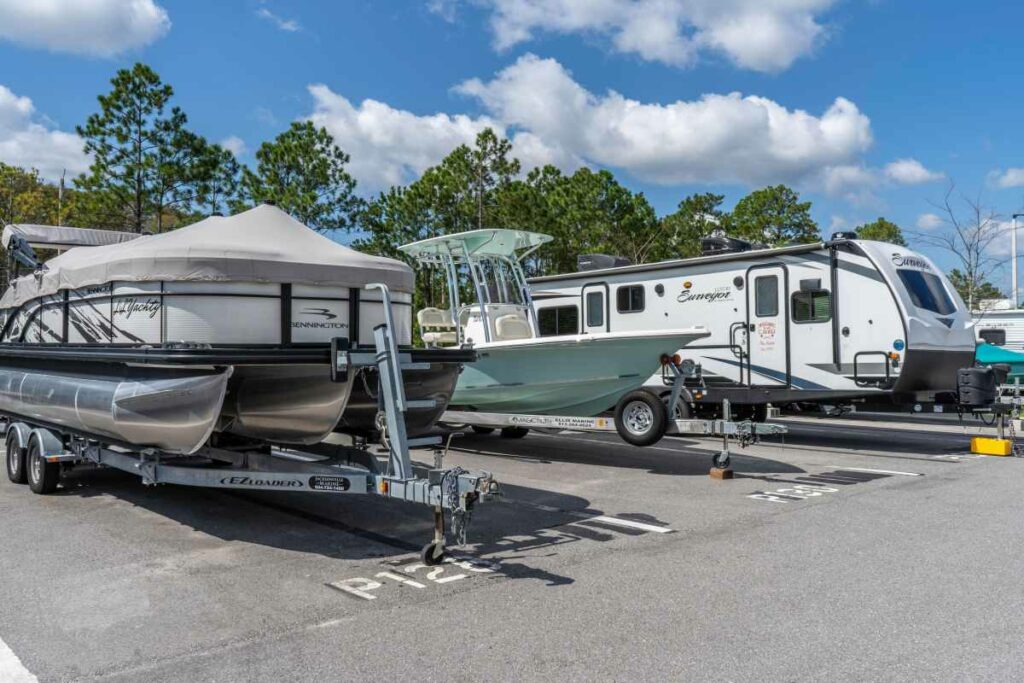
[[442, 359, 787, 469], [2, 284, 497, 565]]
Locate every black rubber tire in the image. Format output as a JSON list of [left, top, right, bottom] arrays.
[[5, 431, 26, 484], [421, 541, 445, 566], [751, 404, 769, 423], [615, 390, 668, 447], [662, 394, 693, 420], [470, 426, 496, 435], [500, 427, 529, 439], [26, 440, 59, 494]]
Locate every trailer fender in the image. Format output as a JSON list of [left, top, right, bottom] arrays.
[[6, 422, 31, 455], [29, 428, 64, 458]]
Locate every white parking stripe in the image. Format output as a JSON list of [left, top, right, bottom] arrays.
[[0, 636, 37, 683], [835, 467, 922, 477], [588, 516, 674, 533]]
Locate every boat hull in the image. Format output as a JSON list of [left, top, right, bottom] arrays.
[[451, 331, 707, 416], [0, 357, 230, 453]]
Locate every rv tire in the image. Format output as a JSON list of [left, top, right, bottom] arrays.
[[615, 390, 667, 447]]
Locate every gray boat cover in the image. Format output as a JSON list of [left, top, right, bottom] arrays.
[[2, 224, 141, 251], [1, 205, 413, 307]]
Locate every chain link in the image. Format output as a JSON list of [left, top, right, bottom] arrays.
[[443, 466, 470, 545]]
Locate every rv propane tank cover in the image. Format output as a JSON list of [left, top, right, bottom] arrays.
[[577, 254, 632, 271]]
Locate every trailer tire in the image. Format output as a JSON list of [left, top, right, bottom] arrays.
[[751, 404, 769, 423], [615, 390, 667, 447], [26, 439, 59, 495], [500, 427, 529, 439], [421, 541, 446, 566], [471, 426, 496, 435], [5, 431, 26, 484]]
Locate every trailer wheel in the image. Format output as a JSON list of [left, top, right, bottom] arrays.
[[751, 404, 769, 423], [471, 426, 496, 435], [26, 439, 59, 494], [615, 390, 667, 447], [5, 431, 26, 484], [500, 427, 529, 439], [421, 541, 446, 566]]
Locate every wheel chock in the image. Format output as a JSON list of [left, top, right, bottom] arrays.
[[970, 437, 1012, 456], [709, 467, 734, 480]]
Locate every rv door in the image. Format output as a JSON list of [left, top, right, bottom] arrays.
[[581, 283, 609, 333], [746, 266, 789, 386]]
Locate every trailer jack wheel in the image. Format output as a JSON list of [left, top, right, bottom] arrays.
[[421, 540, 446, 566], [712, 452, 731, 470]]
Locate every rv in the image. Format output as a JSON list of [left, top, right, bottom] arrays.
[[528, 234, 976, 417]]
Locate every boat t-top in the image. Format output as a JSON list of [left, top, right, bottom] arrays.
[[399, 229, 710, 420]]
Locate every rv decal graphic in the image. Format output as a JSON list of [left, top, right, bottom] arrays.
[[113, 297, 161, 319], [677, 285, 733, 304], [301, 307, 338, 320], [891, 253, 931, 269]]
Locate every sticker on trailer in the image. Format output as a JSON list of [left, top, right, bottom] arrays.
[[309, 475, 352, 492]]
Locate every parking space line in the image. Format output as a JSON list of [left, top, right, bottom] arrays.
[[0, 636, 37, 683], [834, 467, 923, 477], [587, 516, 675, 533]]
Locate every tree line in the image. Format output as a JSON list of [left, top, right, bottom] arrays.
[[21, 62, 1016, 308]]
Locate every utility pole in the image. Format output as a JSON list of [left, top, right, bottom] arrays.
[[1014, 213, 1024, 309]]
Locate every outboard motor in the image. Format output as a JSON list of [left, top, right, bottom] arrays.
[[700, 236, 752, 256], [957, 366, 1000, 408]]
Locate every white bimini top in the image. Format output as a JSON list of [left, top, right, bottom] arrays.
[[1, 205, 413, 308]]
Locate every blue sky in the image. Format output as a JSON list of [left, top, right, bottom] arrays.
[[1, 0, 1024, 289]]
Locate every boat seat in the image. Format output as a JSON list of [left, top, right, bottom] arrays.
[[494, 313, 532, 341], [417, 307, 458, 347]]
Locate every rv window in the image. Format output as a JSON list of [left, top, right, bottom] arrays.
[[792, 290, 831, 323], [979, 329, 1006, 346], [897, 269, 956, 315], [616, 285, 645, 313], [754, 276, 778, 317], [586, 291, 604, 328], [538, 306, 579, 336]]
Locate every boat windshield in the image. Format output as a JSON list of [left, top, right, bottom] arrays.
[[476, 257, 526, 306]]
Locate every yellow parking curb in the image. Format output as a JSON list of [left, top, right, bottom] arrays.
[[970, 437, 1013, 456]]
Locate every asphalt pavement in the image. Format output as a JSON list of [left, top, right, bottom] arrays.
[[1, 414, 1021, 682]]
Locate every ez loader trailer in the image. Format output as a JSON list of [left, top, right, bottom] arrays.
[[3, 285, 497, 565]]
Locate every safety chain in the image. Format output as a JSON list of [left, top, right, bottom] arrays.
[[443, 466, 470, 545]]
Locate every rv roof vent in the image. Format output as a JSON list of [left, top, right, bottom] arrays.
[[577, 254, 632, 272], [700, 236, 752, 256], [830, 231, 858, 241]]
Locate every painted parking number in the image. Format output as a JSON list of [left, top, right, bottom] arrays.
[[749, 483, 839, 503], [329, 558, 495, 601]]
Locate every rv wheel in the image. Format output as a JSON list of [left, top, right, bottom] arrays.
[[471, 426, 496, 435], [615, 390, 668, 447], [5, 431, 26, 484], [26, 440, 59, 495], [500, 427, 529, 439]]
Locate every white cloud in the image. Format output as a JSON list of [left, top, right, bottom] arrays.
[[916, 212, 944, 230], [219, 135, 247, 157], [989, 167, 1024, 189], [0, 0, 170, 57], [257, 7, 300, 32], [427, 0, 458, 22], [883, 158, 943, 184], [455, 54, 871, 186], [0, 84, 89, 181], [441, 0, 835, 73]]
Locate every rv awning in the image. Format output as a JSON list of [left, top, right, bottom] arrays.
[[1, 205, 414, 308], [2, 224, 141, 252]]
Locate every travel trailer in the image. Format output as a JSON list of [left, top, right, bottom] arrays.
[[972, 304, 1024, 382], [528, 234, 977, 417]]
